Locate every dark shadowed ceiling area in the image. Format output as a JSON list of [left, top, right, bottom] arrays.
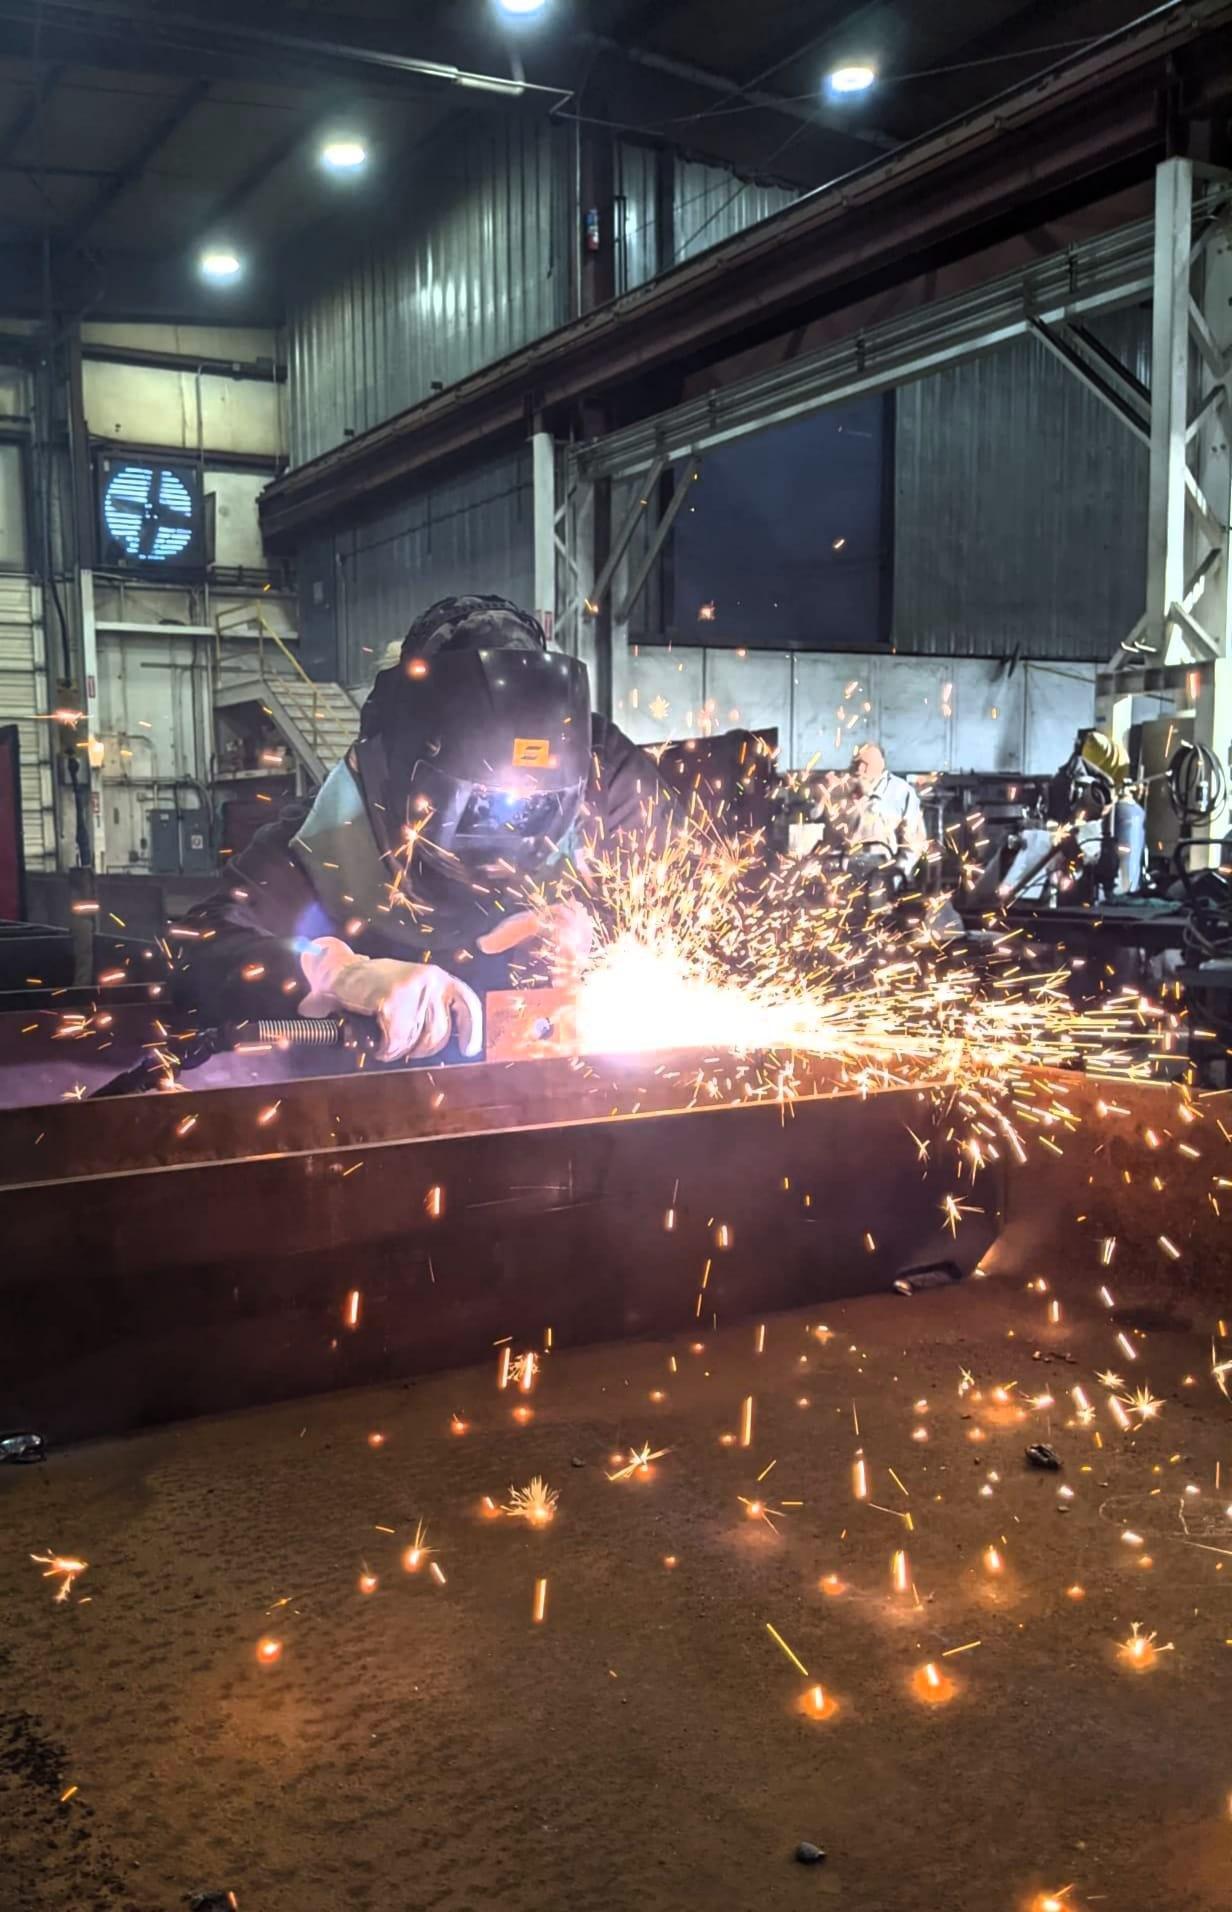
[[0, 0, 1162, 321]]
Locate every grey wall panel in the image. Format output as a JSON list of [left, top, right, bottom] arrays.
[[791, 653, 866, 769], [892, 306, 1151, 661], [703, 650, 791, 738], [335, 451, 535, 688], [949, 659, 1025, 773], [288, 120, 568, 466], [616, 142, 661, 293], [674, 158, 798, 264], [613, 644, 705, 744], [621, 645, 1093, 774], [1022, 661, 1096, 771]]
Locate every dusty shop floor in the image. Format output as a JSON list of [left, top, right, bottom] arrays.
[[1, 1263, 1230, 1912]]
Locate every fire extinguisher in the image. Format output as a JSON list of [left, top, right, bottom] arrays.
[[584, 206, 601, 253]]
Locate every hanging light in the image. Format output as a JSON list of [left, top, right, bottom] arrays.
[[320, 137, 367, 173], [828, 64, 877, 95], [199, 249, 242, 283]]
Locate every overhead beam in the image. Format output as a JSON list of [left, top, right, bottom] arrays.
[[63, 77, 209, 250], [260, 0, 1232, 549]]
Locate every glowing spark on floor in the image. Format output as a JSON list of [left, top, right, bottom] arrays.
[[504, 1476, 559, 1526], [532, 1576, 548, 1624], [497, 1345, 512, 1391], [606, 1443, 669, 1482], [1117, 1621, 1172, 1670], [1115, 1331, 1138, 1363], [983, 1545, 1003, 1575], [402, 1520, 432, 1572], [344, 1288, 360, 1329], [1123, 1385, 1163, 1423], [739, 1395, 754, 1448], [256, 1636, 282, 1665], [1096, 1370, 1125, 1390], [853, 1454, 868, 1500], [429, 1561, 447, 1587], [358, 1569, 378, 1595], [912, 1660, 956, 1704], [892, 1548, 910, 1594], [30, 1552, 87, 1603], [514, 1351, 538, 1394]]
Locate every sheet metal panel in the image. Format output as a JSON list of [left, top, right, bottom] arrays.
[[893, 307, 1151, 660], [616, 141, 661, 292], [287, 120, 569, 466], [0, 575, 56, 871], [336, 449, 536, 687], [674, 157, 798, 263]]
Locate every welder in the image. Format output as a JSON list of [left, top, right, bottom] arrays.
[[174, 596, 675, 1061]]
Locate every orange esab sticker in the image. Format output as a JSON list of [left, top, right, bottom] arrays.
[[512, 737, 550, 767]]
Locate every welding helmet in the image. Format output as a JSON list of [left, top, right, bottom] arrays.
[[359, 596, 591, 882]]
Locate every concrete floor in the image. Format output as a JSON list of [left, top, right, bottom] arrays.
[[1, 1262, 1229, 1912]]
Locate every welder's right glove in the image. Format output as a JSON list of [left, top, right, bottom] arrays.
[[299, 937, 482, 1061]]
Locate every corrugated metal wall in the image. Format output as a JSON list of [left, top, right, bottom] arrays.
[[333, 449, 535, 688], [287, 120, 568, 467], [616, 143, 661, 293], [673, 157, 798, 265], [893, 307, 1150, 660]]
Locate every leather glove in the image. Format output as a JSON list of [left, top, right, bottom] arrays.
[[476, 900, 594, 981], [299, 937, 482, 1061]]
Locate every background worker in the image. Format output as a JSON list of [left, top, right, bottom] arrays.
[[829, 741, 928, 889], [174, 595, 675, 1061]]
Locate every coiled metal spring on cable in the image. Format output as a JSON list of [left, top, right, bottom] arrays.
[[253, 1016, 343, 1047]]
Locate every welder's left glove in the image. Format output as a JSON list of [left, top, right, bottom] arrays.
[[476, 900, 594, 981]]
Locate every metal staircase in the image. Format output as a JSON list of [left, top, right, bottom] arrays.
[[214, 609, 359, 787]]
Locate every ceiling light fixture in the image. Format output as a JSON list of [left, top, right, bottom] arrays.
[[199, 249, 242, 283], [828, 64, 877, 94], [320, 137, 367, 172], [495, 0, 548, 15]]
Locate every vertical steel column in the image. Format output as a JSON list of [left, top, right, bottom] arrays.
[[1189, 214, 1232, 817], [79, 566, 105, 871], [531, 430, 557, 643], [1146, 158, 1193, 650]]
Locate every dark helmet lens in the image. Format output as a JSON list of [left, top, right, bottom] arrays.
[[456, 786, 576, 840]]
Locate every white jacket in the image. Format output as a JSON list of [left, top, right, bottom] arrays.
[[844, 771, 928, 874]]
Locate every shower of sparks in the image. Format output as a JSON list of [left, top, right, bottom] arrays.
[[504, 1476, 559, 1526], [1095, 1370, 1125, 1390], [30, 1552, 87, 1603], [561, 821, 1162, 1126], [1122, 1385, 1163, 1424], [606, 1443, 669, 1482]]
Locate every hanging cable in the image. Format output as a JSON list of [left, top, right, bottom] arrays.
[[1167, 740, 1226, 825]]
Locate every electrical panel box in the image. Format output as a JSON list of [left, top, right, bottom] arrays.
[[148, 809, 213, 875]]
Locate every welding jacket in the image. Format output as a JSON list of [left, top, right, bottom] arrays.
[[172, 714, 673, 1034]]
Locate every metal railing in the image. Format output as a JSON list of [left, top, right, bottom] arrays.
[[214, 604, 322, 760]]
